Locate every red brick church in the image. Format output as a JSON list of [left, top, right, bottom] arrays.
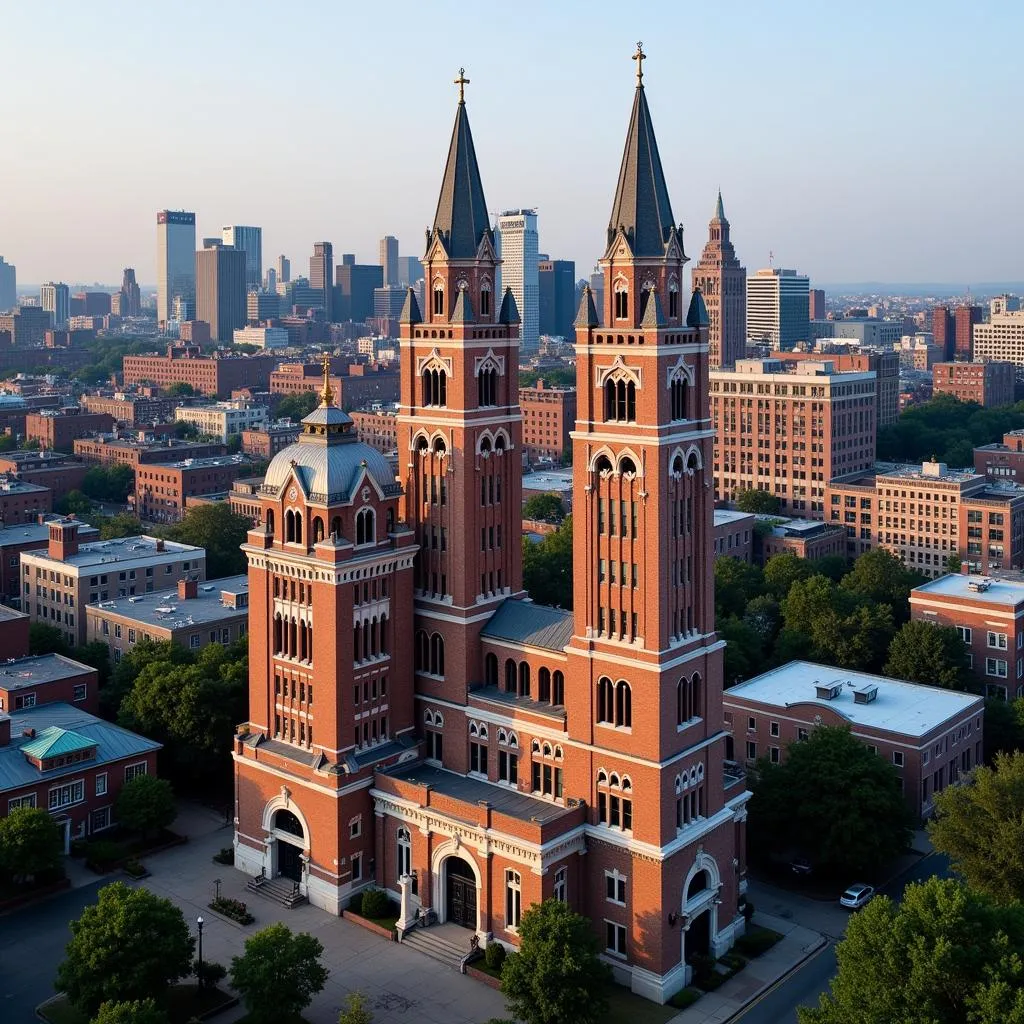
[[233, 48, 749, 1003]]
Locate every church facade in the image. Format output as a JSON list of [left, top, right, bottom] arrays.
[[233, 50, 749, 1003]]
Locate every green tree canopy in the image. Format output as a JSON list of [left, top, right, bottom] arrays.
[[884, 620, 972, 690], [500, 899, 612, 1024], [522, 516, 573, 609], [276, 391, 319, 421], [56, 882, 195, 1016], [799, 877, 1024, 1024], [29, 622, 70, 655], [719, 614, 763, 687], [56, 490, 94, 515], [928, 750, 1024, 906], [714, 555, 764, 620], [0, 806, 64, 882], [762, 552, 813, 599], [337, 992, 374, 1024], [95, 513, 144, 540], [983, 697, 1024, 763], [91, 999, 169, 1024], [82, 464, 134, 503], [230, 923, 328, 1024], [840, 548, 921, 621], [115, 775, 177, 838], [734, 488, 781, 514], [522, 493, 566, 523], [102, 637, 194, 718], [164, 382, 195, 396], [163, 503, 250, 578], [749, 725, 914, 875]]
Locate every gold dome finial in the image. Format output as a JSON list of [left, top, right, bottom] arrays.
[[319, 353, 334, 406]]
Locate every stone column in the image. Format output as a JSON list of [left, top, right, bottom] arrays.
[[396, 873, 417, 938]]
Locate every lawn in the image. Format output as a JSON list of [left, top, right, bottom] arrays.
[[39, 984, 235, 1024], [604, 985, 679, 1024]]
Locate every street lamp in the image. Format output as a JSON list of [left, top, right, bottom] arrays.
[[196, 916, 205, 991]]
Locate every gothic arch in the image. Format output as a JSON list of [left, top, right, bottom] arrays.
[[596, 354, 642, 390], [682, 850, 722, 911], [261, 793, 311, 850], [684, 444, 703, 472], [665, 355, 696, 388], [615, 448, 643, 477], [588, 447, 616, 474]]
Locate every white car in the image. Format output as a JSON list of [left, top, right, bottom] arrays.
[[839, 883, 875, 909]]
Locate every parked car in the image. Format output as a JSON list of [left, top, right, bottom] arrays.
[[789, 857, 813, 876], [839, 883, 875, 909]]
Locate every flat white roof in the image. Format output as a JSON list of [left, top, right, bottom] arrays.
[[714, 510, 754, 526], [22, 535, 204, 574], [724, 660, 982, 738], [523, 470, 573, 492], [912, 572, 1024, 608]]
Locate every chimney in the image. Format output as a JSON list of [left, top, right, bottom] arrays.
[[155, 538, 165, 552], [48, 519, 80, 560], [178, 577, 198, 600], [0, 714, 9, 747]]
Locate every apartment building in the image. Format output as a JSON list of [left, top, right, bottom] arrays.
[[348, 408, 398, 455], [519, 380, 577, 463], [758, 516, 846, 564], [826, 460, 1024, 574], [122, 346, 278, 398], [19, 521, 206, 646], [0, 476, 52, 524], [971, 310, 1024, 366], [81, 394, 180, 427], [911, 572, 1024, 699], [134, 454, 255, 524], [240, 421, 300, 459], [73, 435, 227, 469], [710, 358, 877, 517], [25, 410, 116, 452], [975, 429, 1024, 482], [174, 400, 268, 441], [268, 361, 400, 410], [933, 361, 1015, 408], [723, 661, 984, 820], [0, 517, 99, 606], [712, 510, 754, 562]]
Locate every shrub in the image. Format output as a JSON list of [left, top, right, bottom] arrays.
[[735, 926, 783, 957], [193, 958, 227, 988], [485, 941, 507, 972], [86, 839, 125, 871], [359, 888, 390, 919], [210, 896, 254, 925], [123, 858, 147, 878], [669, 987, 702, 1009], [695, 971, 727, 992], [690, 953, 717, 983], [213, 847, 234, 865], [347, 891, 363, 915], [720, 952, 747, 972]]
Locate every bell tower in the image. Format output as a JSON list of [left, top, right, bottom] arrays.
[[397, 69, 524, 710]]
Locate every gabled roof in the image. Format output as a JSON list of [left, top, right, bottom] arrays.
[[399, 287, 422, 325], [498, 287, 520, 325], [641, 288, 665, 328], [606, 83, 676, 258], [430, 99, 492, 260], [22, 725, 96, 760], [482, 599, 572, 653], [687, 288, 710, 328], [450, 284, 474, 323], [575, 285, 600, 328]]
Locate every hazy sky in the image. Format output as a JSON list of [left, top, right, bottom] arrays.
[[1, 0, 1021, 288]]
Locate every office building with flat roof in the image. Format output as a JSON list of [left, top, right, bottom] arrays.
[[156, 210, 197, 327], [222, 226, 262, 289], [746, 268, 809, 351], [496, 209, 539, 351], [197, 245, 247, 342]]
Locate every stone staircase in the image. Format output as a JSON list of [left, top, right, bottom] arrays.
[[400, 923, 475, 971], [246, 874, 307, 908]]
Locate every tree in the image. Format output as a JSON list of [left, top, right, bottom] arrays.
[[799, 877, 1024, 1024], [29, 622, 70, 655], [840, 548, 921, 620], [763, 553, 813, 599], [522, 516, 573, 609], [276, 391, 319, 421], [56, 489, 94, 515], [0, 806, 63, 882], [522, 493, 566, 524], [230, 923, 328, 1024], [927, 751, 1024, 906], [713, 555, 763, 620], [95, 513, 144, 540], [226, 433, 243, 453], [500, 899, 611, 1024], [884, 620, 972, 690], [810, 554, 849, 582], [115, 775, 177, 839], [338, 992, 374, 1024], [734, 488, 781, 515], [73, 641, 112, 687], [56, 882, 194, 1016], [82, 464, 134, 504], [749, 726, 914, 875], [946, 553, 964, 574], [91, 999, 169, 1024], [983, 697, 1024, 763], [719, 615, 763, 687], [102, 637, 193, 719], [164, 503, 250, 578], [164, 382, 195, 397]]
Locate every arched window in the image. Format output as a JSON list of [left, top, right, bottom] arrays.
[[379, 613, 388, 655], [596, 771, 633, 832], [677, 672, 703, 724], [597, 677, 613, 723], [485, 652, 498, 687], [284, 510, 294, 542], [266, 509, 275, 536], [538, 667, 551, 703], [671, 377, 688, 421], [430, 633, 445, 676], [331, 515, 341, 538], [273, 614, 282, 654], [691, 672, 702, 719], [478, 367, 498, 407], [312, 517, 324, 543], [356, 508, 375, 546], [494, 432, 506, 452], [480, 283, 491, 317], [518, 661, 530, 698], [615, 680, 632, 728], [669, 281, 679, 319], [614, 280, 628, 320], [604, 377, 636, 422], [505, 870, 522, 929], [414, 629, 429, 672], [552, 670, 564, 705], [505, 658, 517, 694], [433, 283, 444, 316]]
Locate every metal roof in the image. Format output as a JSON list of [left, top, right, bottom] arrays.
[[22, 726, 96, 759], [482, 599, 572, 652]]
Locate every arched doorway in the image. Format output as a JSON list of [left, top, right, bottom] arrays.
[[445, 857, 477, 929], [683, 867, 715, 966], [273, 809, 305, 883], [686, 910, 711, 962]]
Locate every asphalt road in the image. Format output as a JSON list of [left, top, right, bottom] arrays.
[[734, 852, 952, 1024], [0, 879, 104, 1024]]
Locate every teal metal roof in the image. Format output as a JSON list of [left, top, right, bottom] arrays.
[[22, 726, 96, 760]]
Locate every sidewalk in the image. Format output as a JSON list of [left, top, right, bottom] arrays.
[[669, 912, 827, 1024]]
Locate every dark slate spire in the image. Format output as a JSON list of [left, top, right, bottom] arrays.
[[575, 285, 600, 328], [714, 189, 726, 222], [450, 283, 473, 323], [687, 287, 709, 328], [640, 287, 665, 328], [399, 286, 422, 325], [429, 69, 492, 260], [606, 44, 676, 258], [498, 286, 520, 325]]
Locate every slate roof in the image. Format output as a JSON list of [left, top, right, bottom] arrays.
[[430, 99, 492, 260], [482, 599, 572, 653], [687, 288, 710, 328], [498, 287, 520, 325], [450, 285, 474, 323], [575, 286, 600, 328], [641, 288, 665, 328], [399, 287, 422, 325]]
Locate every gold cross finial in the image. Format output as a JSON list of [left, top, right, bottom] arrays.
[[319, 353, 334, 407], [454, 67, 469, 103], [633, 41, 645, 86]]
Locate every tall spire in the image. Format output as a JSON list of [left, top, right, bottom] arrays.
[[714, 188, 726, 222], [429, 69, 492, 260], [606, 44, 676, 258], [319, 353, 334, 407]]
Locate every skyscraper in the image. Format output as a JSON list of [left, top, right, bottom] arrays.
[[537, 256, 576, 338], [335, 262, 382, 322], [40, 282, 70, 328], [309, 242, 334, 321], [222, 226, 263, 289], [931, 305, 955, 360], [119, 268, 141, 317], [746, 267, 810, 350], [691, 191, 747, 367], [196, 246, 247, 342], [398, 255, 421, 286], [275, 254, 291, 284], [955, 304, 983, 360], [156, 210, 196, 327], [495, 209, 539, 351], [0, 257, 15, 312], [808, 288, 826, 320], [379, 235, 399, 287]]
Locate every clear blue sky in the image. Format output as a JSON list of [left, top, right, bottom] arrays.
[[1, 0, 1020, 288]]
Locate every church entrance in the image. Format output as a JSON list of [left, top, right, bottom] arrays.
[[685, 909, 711, 963], [445, 857, 477, 929], [278, 839, 303, 882]]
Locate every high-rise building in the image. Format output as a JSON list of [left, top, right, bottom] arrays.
[[275, 254, 290, 284], [196, 245, 247, 342], [156, 210, 197, 327], [309, 242, 334, 321], [495, 209, 539, 351], [222, 226, 263, 289], [119, 268, 141, 317], [537, 257, 576, 338], [373, 285, 407, 320], [232, 53, 748, 1004], [931, 304, 956, 359], [746, 267, 810, 350], [690, 191, 746, 367], [335, 263, 382, 322], [808, 288, 826, 320], [398, 255, 421, 286], [0, 257, 15, 312], [40, 282, 70, 328], [955, 304, 983, 359], [247, 289, 281, 324], [263, 268, 277, 293], [972, 309, 1024, 366], [379, 235, 399, 287]]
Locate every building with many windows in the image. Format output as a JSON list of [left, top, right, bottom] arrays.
[[746, 268, 809, 351], [519, 380, 577, 463], [496, 209, 539, 352], [232, 56, 748, 1005], [156, 210, 196, 327], [933, 361, 1015, 408], [134, 454, 256, 524], [971, 309, 1024, 366], [174, 400, 268, 441]]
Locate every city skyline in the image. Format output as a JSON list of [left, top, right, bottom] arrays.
[[0, 1, 1020, 286]]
